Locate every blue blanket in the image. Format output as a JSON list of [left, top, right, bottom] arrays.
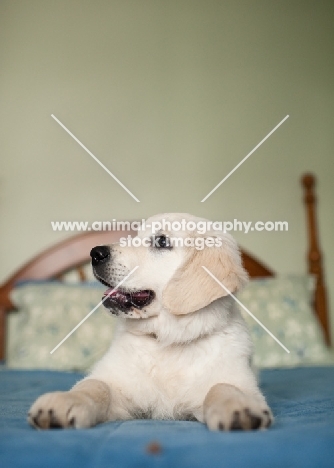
[[1, 367, 334, 468]]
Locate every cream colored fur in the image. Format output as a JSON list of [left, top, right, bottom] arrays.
[[28, 213, 273, 431]]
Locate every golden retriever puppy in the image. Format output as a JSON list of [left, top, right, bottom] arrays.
[[28, 213, 273, 431]]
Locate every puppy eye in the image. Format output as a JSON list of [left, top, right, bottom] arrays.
[[153, 235, 172, 249]]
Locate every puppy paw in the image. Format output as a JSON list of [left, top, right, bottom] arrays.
[[28, 391, 97, 430], [204, 388, 273, 431]]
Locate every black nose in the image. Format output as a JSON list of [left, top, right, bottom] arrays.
[[90, 246, 110, 266]]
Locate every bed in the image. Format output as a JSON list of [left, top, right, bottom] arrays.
[[0, 174, 333, 468]]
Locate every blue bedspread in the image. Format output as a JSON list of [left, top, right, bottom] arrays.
[[1, 367, 334, 468]]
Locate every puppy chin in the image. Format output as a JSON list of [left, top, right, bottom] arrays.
[[103, 300, 157, 320]]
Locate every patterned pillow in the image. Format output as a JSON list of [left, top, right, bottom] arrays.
[[7, 276, 334, 371], [7, 282, 116, 371], [238, 275, 334, 368]]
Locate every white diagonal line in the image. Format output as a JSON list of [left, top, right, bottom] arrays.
[[50, 266, 139, 354], [201, 115, 289, 202], [51, 114, 140, 202], [202, 266, 290, 353]]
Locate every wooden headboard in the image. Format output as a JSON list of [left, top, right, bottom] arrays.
[[0, 173, 330, 360]]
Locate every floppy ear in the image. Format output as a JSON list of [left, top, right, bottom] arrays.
[[162, 236, 248, 315]]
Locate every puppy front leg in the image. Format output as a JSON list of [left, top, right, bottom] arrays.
[[203, 383, 273, 431], [28, 379, 111, 430]]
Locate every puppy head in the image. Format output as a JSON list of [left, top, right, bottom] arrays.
[[91, 213, 247, 318]]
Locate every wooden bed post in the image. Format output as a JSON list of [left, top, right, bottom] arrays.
[[302, 174, 331, 345]]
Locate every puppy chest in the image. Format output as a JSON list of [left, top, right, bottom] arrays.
[[123, 348, 215, 408]]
